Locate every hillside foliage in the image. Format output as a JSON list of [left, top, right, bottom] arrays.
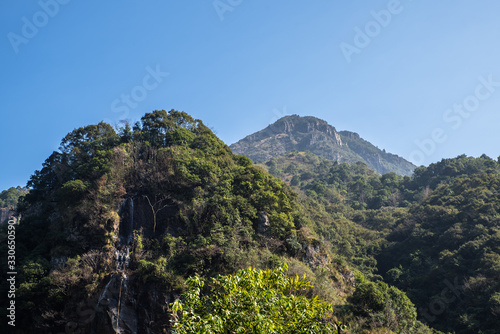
[[263, 151, 500, 333], [0, 186, 27, 209], [171, 265, 345, 334], [1, 110, 422, 333], [3, 110, 498, 333]]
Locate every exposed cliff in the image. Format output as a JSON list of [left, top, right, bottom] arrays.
[[0, 208, 14, 224], [230, 115, 415, 176]]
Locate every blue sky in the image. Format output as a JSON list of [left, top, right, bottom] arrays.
[[2, 0, 500, 191]]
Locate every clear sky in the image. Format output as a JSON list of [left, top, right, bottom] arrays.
[[2, 0, 500, 191]]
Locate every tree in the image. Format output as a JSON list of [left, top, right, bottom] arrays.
[[60, 122, 118, 157], [171, 265, 345, 334], [144, 194, 170, 233], [351, 274, 417, 333], [137, 109, 199, 147], [0, 186, 28, 209]]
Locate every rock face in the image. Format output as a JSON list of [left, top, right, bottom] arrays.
[[0, 208, 15, 225], [230, 115, 415, 176], [117, 196, 180, 240], [256, 212, 270, 235], [90, 196, 179, 334]]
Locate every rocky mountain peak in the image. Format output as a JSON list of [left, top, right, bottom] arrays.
[[274, 115, 336, 135], [231, 115, 415, 176]]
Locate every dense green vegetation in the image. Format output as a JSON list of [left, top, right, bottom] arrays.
[[1, 111, 304, 329], [0, 186, 27, 209], [3, 109, 499, 333], [379, 169, 500, 332], [171, 264, 345, 333], [264, 151, 500, 333], [0, 110, 427, 334]]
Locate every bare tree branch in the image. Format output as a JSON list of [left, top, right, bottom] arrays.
[[144, 194, 170, 233]]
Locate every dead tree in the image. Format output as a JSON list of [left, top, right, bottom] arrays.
[[144, 194, 169, 233]]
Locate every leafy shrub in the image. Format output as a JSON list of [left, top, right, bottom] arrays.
[[171, 265, 345, 333]]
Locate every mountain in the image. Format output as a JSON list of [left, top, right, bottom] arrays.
[[230, 115, 415, 176], [7, 109, 500, 332], [258, 151, 500, 333], [0, 110, 436, 334]]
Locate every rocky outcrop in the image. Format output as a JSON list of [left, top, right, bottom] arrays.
[[302, 243, 329, 268], [89, 196, 179, 334], [230, 115, 415, 176], [116, 196, 180, 240], [256, 212, 270, 235], [0, 208, 14, 225]]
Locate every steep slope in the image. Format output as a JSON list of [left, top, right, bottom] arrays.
[[260, 151, 500, 333], [375, 155, 500, 333], [230, 115, 415, 176], [0, 110, 433, 334], [0, 110, 303, 333], [0, 208, 14, 225], [0, 187, 27, 224]]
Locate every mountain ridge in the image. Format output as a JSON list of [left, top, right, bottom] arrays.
[[5, 110, 499, 333], [230, 115, 415, 176]]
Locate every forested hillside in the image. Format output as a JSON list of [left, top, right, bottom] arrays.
[[3, 110, 499, 333], [0, 187, 27, 209], [0, 187, 26, 224], [262, 151, 500, 333], [0, 110, 432, 334]]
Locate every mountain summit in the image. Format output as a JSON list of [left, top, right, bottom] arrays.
[[230, 115, 415, 175]]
